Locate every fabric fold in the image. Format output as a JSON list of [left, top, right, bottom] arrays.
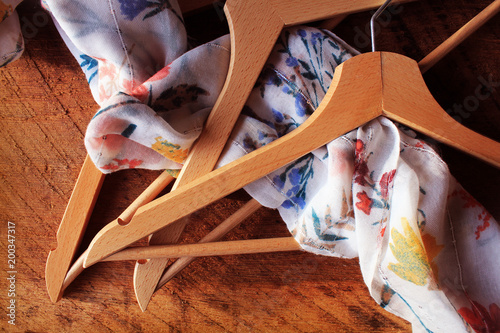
[[0, 0, 24, 67]]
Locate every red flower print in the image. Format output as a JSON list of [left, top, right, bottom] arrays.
[[415, 140, 426, 149], [101, 158, 143, 171], [101, 163, 119, 171], [127, 159, 143, 169], [380, 169, 396, 199], [458, 301, 500, 333], [98, 60, 118, 80], [99, 84, 112, 103], [354, 140, 370, 186], [475, 213, 492, 240], [131, 84, 149, 102], [354, 159, 370, 186], [355, 191, 373, 215], [450, 189, 493, 240], [122, 79, 139, 94], [355, 138, 364, 153], [454, 188, 481, 209], [378, 220, 387, 239], [147, 65, 171, 82]]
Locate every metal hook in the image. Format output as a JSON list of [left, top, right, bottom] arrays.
[[370, 0, 393, 52]]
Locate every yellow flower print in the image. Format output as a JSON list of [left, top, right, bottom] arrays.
[[166, 169, 180, 178], [151, 137, 188, 164], [388, 217, 442, 286], [421, 233, 444, 280]]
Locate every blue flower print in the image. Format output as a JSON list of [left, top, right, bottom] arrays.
[[242, 130, 275, 151], [258, 67, 283, 98], [311, 32, 322, 46], [286, 56, 299, 67], [265, 68, 283, 87], [282, 196, 306, 210], [273, 174, 286, 191], [276, 155, 315, 211], [295, 94, 308, 117], [272, 108, 284, 123], [79, 54, 98, 84], [118, 0, 149, 21], [297, 29, 307, 38], [288, 168, 301, 185], [118, 0, 183, 22], [282, 86, 291, 94]]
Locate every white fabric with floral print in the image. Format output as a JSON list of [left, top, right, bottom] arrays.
[[11, 1, 498, 331]]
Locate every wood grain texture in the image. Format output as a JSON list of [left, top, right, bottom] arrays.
[[1, 0, 498, 331], [83, 53, 384, 265], [61, 171, 174, 292], [134, 0, 406, 309], [107, 237, 301, 261], [275, 0, 415, 25], [176, 0, 414, 185]]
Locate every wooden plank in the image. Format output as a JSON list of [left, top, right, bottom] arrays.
[[1, 0, 498, 331]]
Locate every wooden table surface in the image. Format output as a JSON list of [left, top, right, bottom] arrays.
[[1, 0, 499, 331]]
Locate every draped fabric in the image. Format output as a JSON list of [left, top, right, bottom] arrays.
[[6, 1, 500, 331]]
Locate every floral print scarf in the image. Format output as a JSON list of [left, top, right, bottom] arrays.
[[6, 1, 500, 331]]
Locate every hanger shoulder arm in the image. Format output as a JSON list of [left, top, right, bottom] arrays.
[[83, 118, 332, 267], [83, 54, 385, 267], [381, 52, 500, 168], [173, 1, 284, 189], [275, 0, 415, 25]]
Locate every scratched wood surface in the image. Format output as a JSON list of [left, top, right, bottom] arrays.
[[0, 0, 499, 332]]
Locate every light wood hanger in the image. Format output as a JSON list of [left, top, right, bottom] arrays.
[[154, 0, 500, 288], [131, 0, 414, 310], [58, 0, 500, 308], [46, 0, 413, 303], [137, 0, 500, 309], [45, 156, 104, 302], [84, 0, 500, 271], [105, 237, 301, 261], [83, 46, 500, 269], [154, 198, 262, 290], [75, 0, 499, 286]]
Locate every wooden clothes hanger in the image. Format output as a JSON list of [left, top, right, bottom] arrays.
[[45, 0, 414, 303], [57, 1, 498, 304], [83, 36, 500, 273], [152, 0, 500, 295], [131, 0, 419, 310], [57, 0, 500, 310]]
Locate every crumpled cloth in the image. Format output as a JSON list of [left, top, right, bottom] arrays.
[[44, 1, 500, 331], [0, 0, 24, 67]]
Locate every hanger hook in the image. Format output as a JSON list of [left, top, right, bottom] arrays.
[[370, 0, 393, 52]]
